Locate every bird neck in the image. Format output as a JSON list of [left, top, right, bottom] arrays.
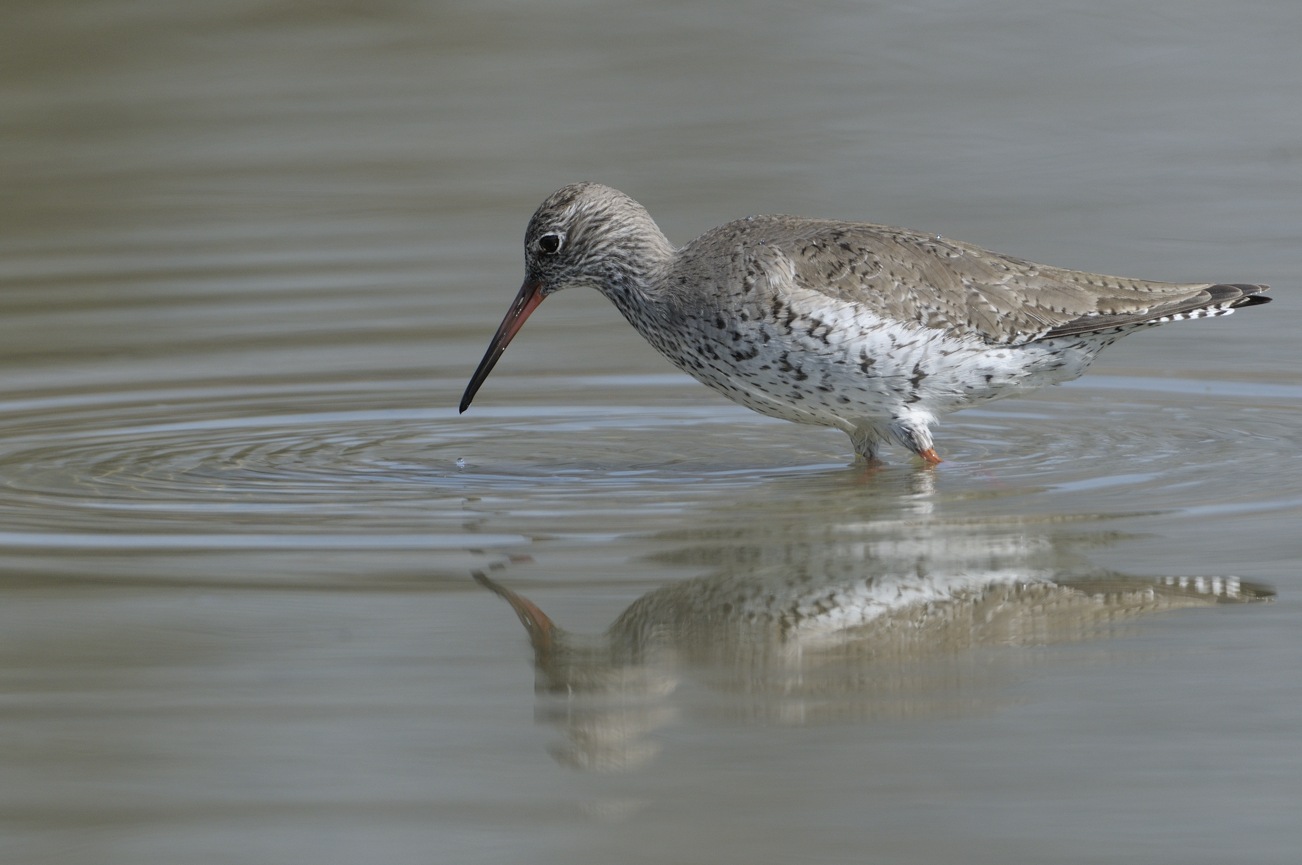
[[593, 231, 676, 328]]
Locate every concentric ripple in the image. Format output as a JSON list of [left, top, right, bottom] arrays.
[[955, 376, 1302, 513], [0, 374, 1298, 544]]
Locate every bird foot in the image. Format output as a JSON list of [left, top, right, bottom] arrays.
[[917, 448, 943, 465]]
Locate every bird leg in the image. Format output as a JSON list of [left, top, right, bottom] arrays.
[[889, 415, 942, 465]]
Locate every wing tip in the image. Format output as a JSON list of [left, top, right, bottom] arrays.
[[1038, 282, 1272, 340], [1208, 283, 1271, 308]]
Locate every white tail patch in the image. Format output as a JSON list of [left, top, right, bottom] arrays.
[[1145, 303, 1238, 325]]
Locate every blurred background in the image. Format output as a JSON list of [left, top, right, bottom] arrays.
[[2, 2, 1299, 864]]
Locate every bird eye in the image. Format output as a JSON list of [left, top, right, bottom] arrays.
[[537, 233, 563, 255]]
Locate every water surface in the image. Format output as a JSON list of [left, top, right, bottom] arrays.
[[2, 2, 1300, 864]]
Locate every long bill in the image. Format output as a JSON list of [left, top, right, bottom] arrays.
[[458, 277, 546, 413]]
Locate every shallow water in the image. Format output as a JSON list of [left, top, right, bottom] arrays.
[[3, 2, 1301, 864]]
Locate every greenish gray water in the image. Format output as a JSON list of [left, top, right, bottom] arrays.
[[2, 3, 1300, 864]]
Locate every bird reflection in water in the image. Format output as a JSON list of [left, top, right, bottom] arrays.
[[476, 520, 1272, 772]]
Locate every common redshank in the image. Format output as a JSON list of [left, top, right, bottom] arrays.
[[459, 183, 1270, 463]]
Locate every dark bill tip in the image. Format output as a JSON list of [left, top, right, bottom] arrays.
[[458, 278, 545, 413]]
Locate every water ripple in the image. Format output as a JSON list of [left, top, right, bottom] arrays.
[[0, 375, 1297, 541]]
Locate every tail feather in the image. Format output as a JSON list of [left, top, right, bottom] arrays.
[[1041, 283, 1270, 340]]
